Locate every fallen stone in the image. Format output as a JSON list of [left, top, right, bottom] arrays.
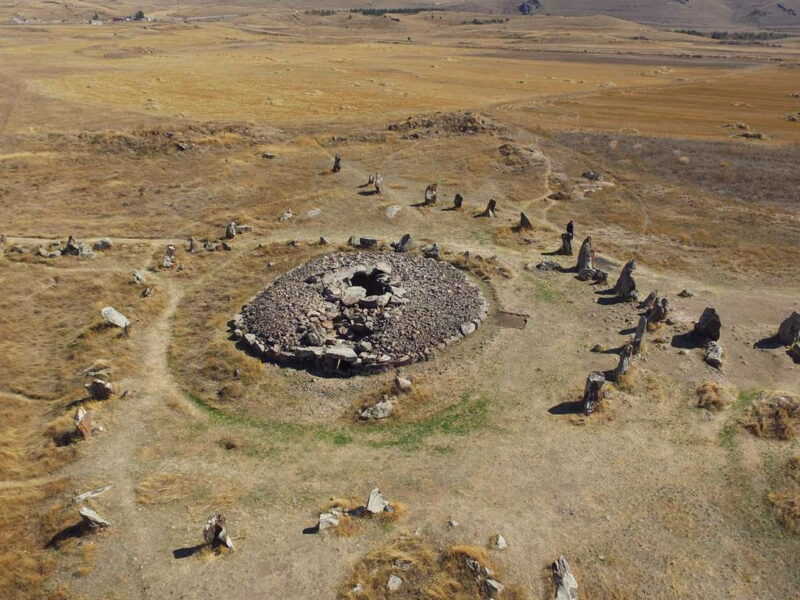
[[85, 379, 114, 400], [342, 286, 367, 306], [100, 306, 130, 329], [639, 291, 658, 310], [694, 307, 721, 341], [79, 506, 110, 529], [536, 260, 561, 271], [385, 205, 402, 220], [495, 534, 508, 549], [422, 243, 440, 259], [395, 375, 412, 392], [678, 289, 694, 298], [387, 574, 403, 592], [326, 345, 358, 363], [552, 556, 579, 600], [778, 311, 800, 346], [72, 485, 112, 504], [359, 237, 378, 249], [92, 239, 112, 251], [483, 579, 504, 596], [704, 341, 724, 369], [279, 210, 293, 222], [360, 400, 394, 420], [318, 512, 340, 531]]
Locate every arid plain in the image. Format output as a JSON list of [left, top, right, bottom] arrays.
[[1, 9, 800, 600]]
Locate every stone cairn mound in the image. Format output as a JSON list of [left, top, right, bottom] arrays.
[[232, 252, 489, 375]]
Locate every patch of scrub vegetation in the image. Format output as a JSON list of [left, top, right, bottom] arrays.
[[718, 389, 758, 449]]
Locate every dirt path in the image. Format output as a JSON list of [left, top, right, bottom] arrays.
[[62, 274, 183, 598]]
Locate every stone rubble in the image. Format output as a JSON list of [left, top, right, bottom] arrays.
[[234, 252, 488, 374]]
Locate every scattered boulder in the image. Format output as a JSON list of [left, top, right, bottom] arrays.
[[85, 379, 114, 400], [318, 511, 340, 531], [613, 260, 637, 301], [395, 375, 413, 392], [203, 513, 234, 550], [582, 372, 606, 415], [536, 260, 561, 271], [359, 399, 394, 420], [582, 170, 601, 181], [552, 556, 579, 600], [495, 534, 508, 550], [387, 574, 403, 592], [279, 210, 293, 222], [694, 307, 721, 341], [422, 243, 440, 259], [132, 270, 145, 285], [483, 579, 504, 596], [92, 238, 112, 251], [678, 288, 694, 298], [778, 311, 800, 346]]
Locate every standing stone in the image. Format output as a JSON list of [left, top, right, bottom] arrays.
[[646, 297, 669, 325], [518, 212, 533, 231], [559, 233, 573, 256], [85, 379, 114, 400], [614, 342, 634, 380], [778, 311, 800, 346], [162, 245, 176, 268], [581, 372, 606, 415], [633, 315, 647, 354], [203, 514, 234, 549], [332, 153, 342, 173], [0, 234, 5, 253], [613, 260, 637, 301], [74, 406, 92, 439], [368, 174, 375, 185], [694, 307, 721, 341], [374, 174, 384, 195], [639, 291, 658, 311], [480, 199, 497, 218], [576, 237, 594, 272], [225, 222, 237, 240], [188, 237, 199, 253], [392, 234, 414, 253], [453, 193, 463, 209], [552, 556, 579, 600], [366, 488, 388, 514], [424, 184, 437, 205]]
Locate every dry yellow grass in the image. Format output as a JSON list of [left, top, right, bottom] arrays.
[[135, 472, 192, 505], [338, 535, 527, 600], [696, 381, 734, 412], [742, 392, 800, 440]]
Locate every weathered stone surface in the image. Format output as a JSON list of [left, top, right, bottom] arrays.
[[576, 237, 594, 272], [360, 399, 394, 420], [318, 512, 340, 531], [374, 174, 384, 195], [395, 375, 413, 391], [342, 286, 367, 306], [778, 311, 800, 346], [536, 260, 561, 271], [480, 199, 497, 218], [633, 315, 647, 354], [101, 306, 130, 329], [366, 488, 388, 513], [132, 270, 145, 285], [646, 297, 669, 325], [162, 245, 176, 268], [73, 485, 113, 504], [613, 260, 637, 300], [639, 291, 658, 310], [326, 346, 358, 363], [359, 237, 378, 249], [483, 579, 504, 596], [79, 506, 110, 529], [704, 341, 723, 369], [559, 233, 573, 256], [85, 379, 114, 400], [93, 239, 113, 251], [424, 183, 437, 205], [582, 372, 605, 415], [614, 342, 634, 380], [392, 234, 414, 253], [387, 574, 403, 592], [422, 243, 440, 259], [74, 406, 93, 438], [203, 513, 233, 549], [552, 556, 579, 600], [694, 307, 721, 341]]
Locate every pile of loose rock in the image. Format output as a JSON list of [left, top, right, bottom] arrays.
[[232, 252, 488, 374]]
